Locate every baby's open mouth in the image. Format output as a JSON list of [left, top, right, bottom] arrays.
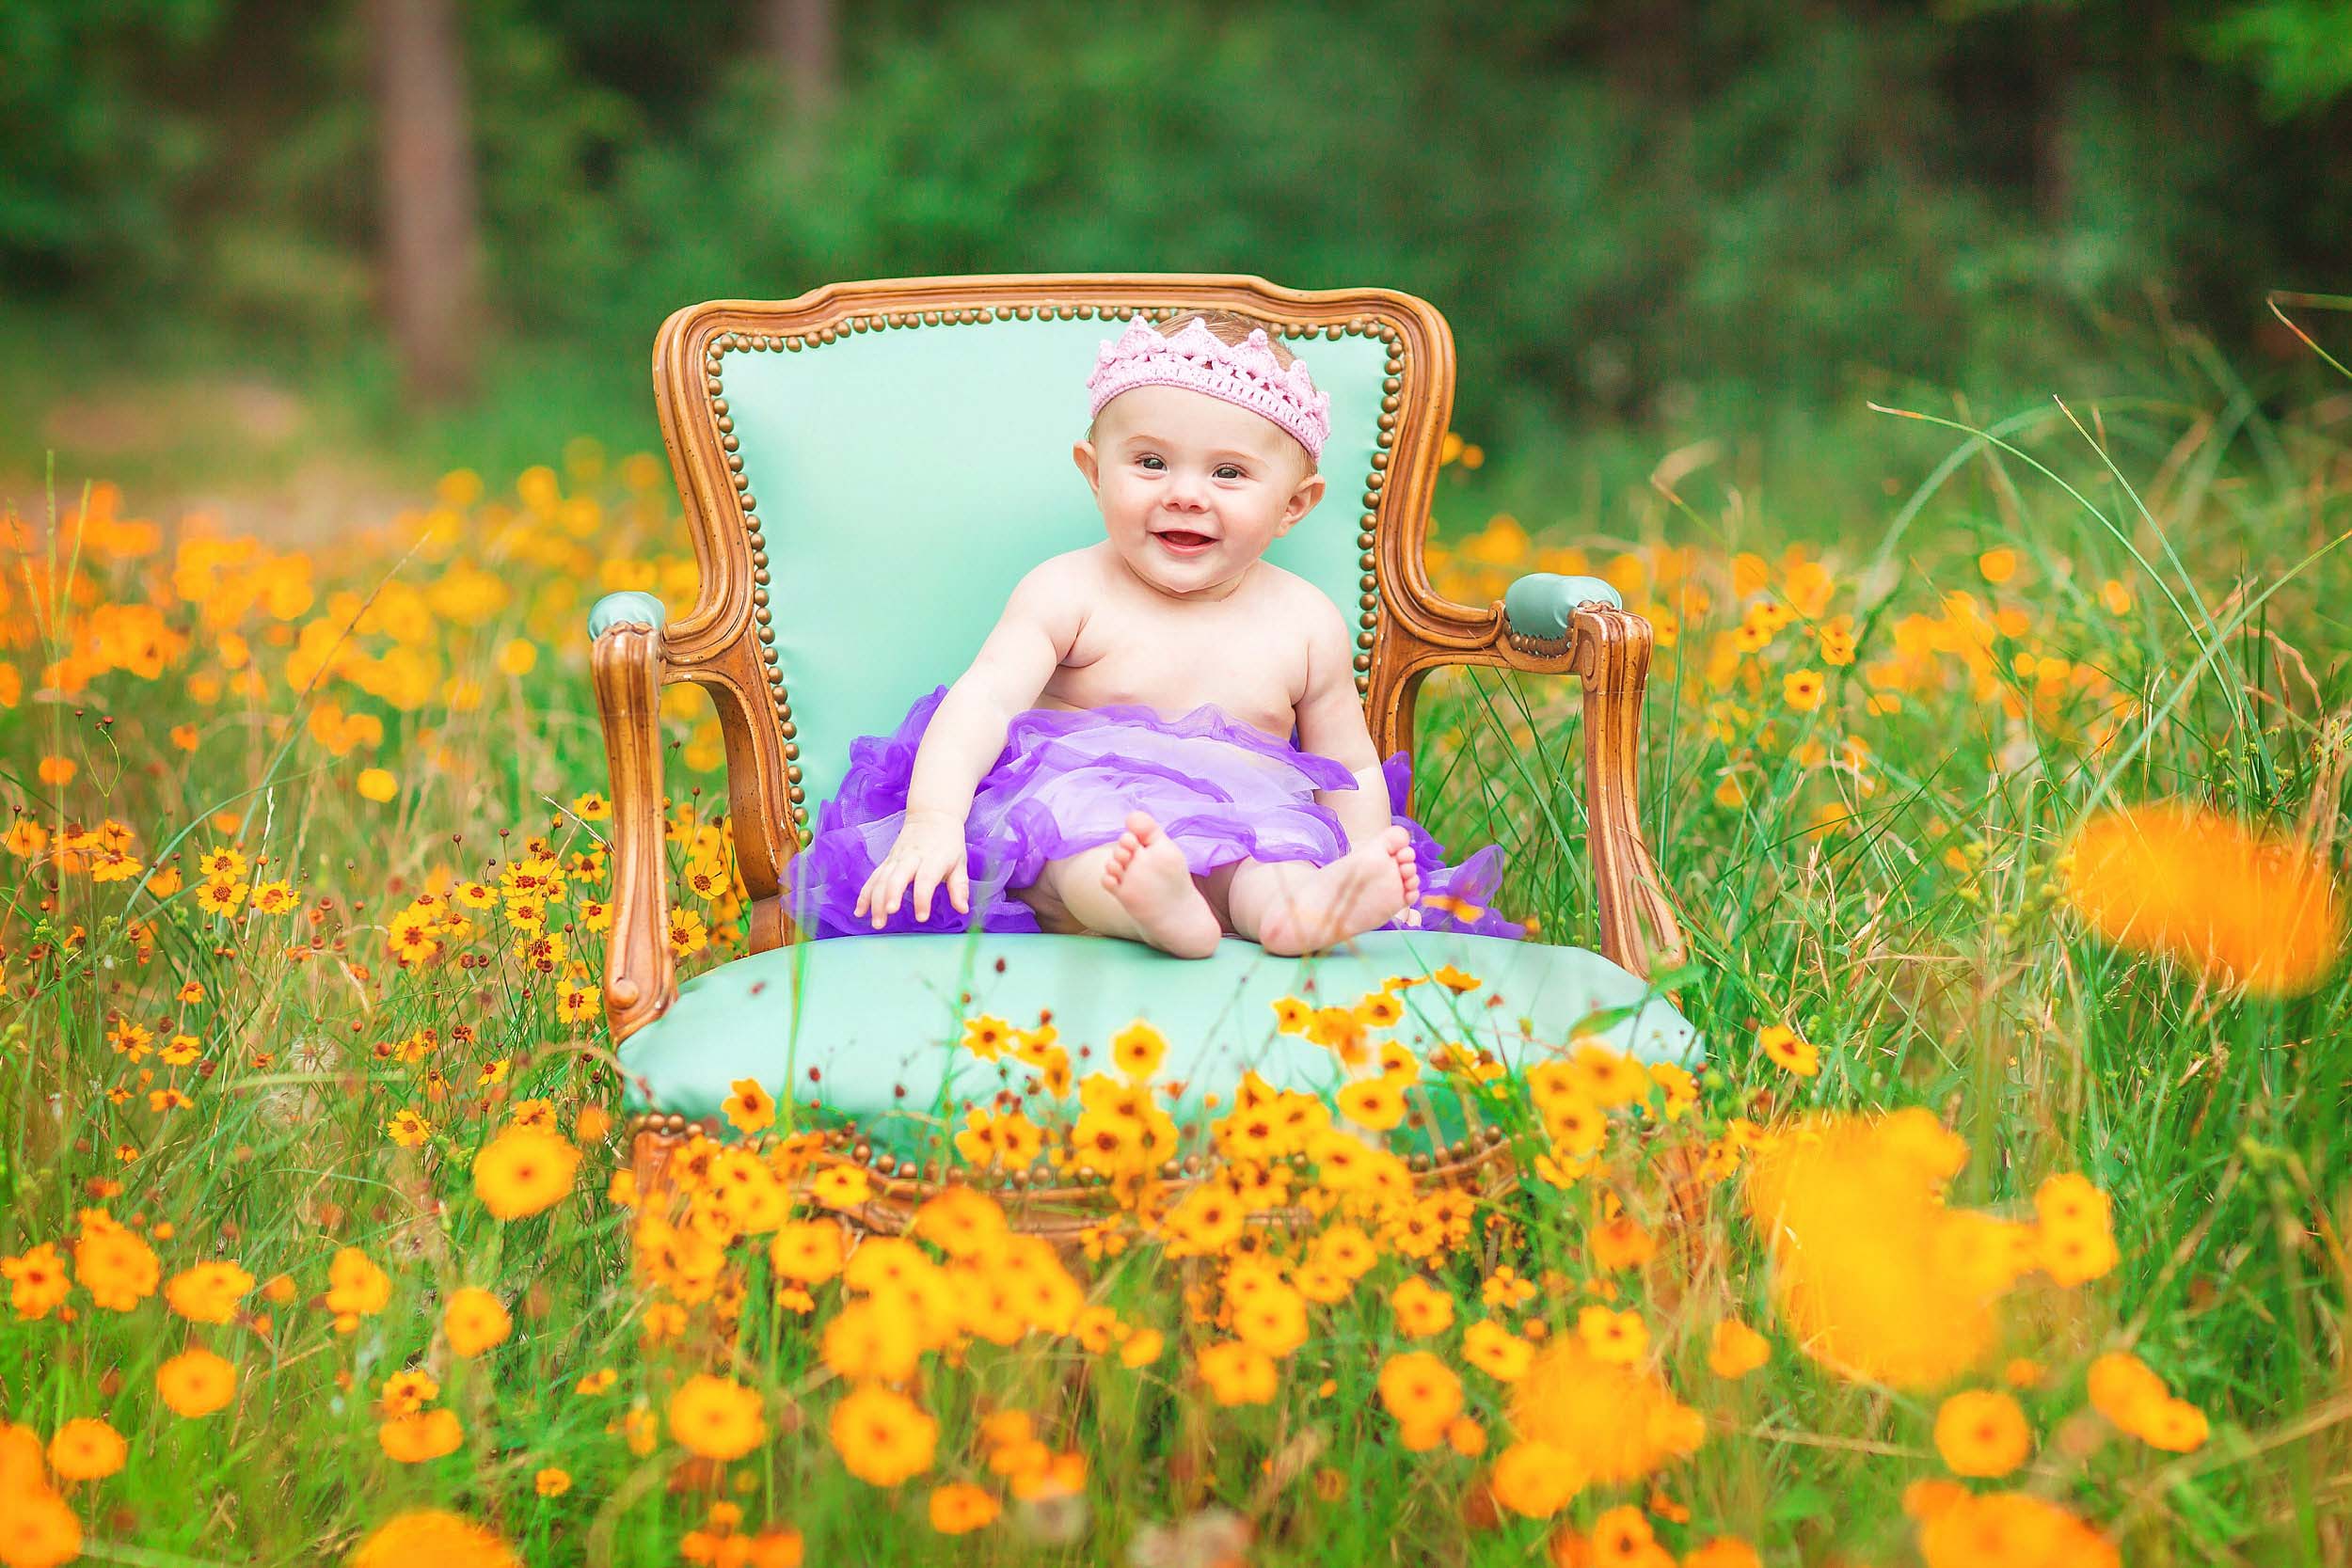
[[1157, 531, 1215, 548]]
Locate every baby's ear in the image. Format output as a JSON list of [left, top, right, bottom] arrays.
[[1072, 438, 1101, 491], [1284, 469, 1327, 524]]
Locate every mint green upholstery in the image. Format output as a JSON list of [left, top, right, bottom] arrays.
[[618, 928, 1699, 1161], [720, 317, 1392, 815], [1503, 573, 1622, 641]]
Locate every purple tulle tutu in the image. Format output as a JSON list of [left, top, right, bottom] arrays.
[[781, 683, 1531, 943]]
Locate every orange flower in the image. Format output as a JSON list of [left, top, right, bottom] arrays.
[[1336, 1077, 1406, 1132], [723, 1077, 776, 1133], [2088, 1351, 2208, 1451], [379, 1408, 463, 1464], [1588, 1504, 1656, 1562], [1109, 1019, 1167, 1081], [1389, 1275, 1455, 1338], [1590, 1215, 1656, 1273], [348, 1509, 518, 1568], [443, 1288, 513, 1357], [668, 1373, 767, 1461], [1740, 1109, 2014, 1390], [771, 1219, 848, 1284], [326, 1247, 392, 1331], [829, 1384, 937, 1487], [1430, 963, 1481, 993], [2059, 800, 2342, 996], [1488, 1439, 1581, 1518], [165, 1259, 255, 1324], [927, 1481, 1001, 1535], [1905, 1485, 2119, 1568], [2032, 1172, 2120, 1286], [47, 1417, 127, 1481], [1462, 1319, 1534, 1383], [1510, 1338, 1702, 1487], [1196, 1339, 1278, 1406], [0, 1482, 81, 1568], [72, 1210, 159, 1312], [1377, 1351, 1463, 1449], [472, 1126, 582, 1220], [809, 1164, 873, 1211], [1577, 1305, 1648, 1365], [1706, 1319, 1770, 1379], [1933, 1389, 2031, 1477], [156, 1348, 237, 1418], [4, 1243, 73, 1321], [1756, 1024, 1819, 1078]]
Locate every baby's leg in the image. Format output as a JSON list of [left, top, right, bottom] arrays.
[[1009, 813, 1222, 959], [1219, 831, 1422, 956]]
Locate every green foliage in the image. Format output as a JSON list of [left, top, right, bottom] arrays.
[[2201, 0, 2352, 117], [6, 0, 2352, 444], [0, 0, 223, 285]]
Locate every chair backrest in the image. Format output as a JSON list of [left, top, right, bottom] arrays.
[[649, 275, 1476, 946]]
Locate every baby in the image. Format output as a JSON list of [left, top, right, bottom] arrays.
[[781, 309, 1529, 958]]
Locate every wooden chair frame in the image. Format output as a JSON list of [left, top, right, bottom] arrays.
[[591, 274, 1689, 1227]]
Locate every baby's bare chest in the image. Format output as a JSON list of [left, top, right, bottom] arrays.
[[1038, 591, 1309, 740]]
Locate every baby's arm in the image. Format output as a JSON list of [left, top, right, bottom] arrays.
[[1292, 592, 1392, 852], [859, 559, 1082, 926], [903, 558, 1083, 820]]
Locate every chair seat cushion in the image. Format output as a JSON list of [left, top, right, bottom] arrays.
[[618, 929, 1699, 1162]]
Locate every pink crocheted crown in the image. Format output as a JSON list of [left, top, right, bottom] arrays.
[[1087, 316, 1333, 462]]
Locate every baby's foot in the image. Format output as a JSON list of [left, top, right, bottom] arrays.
[[1258, 826, 1415, 957], [1101, 811, 1222, 959]]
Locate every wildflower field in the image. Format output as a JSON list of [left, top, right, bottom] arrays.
[[1, 372, 2345, 1567]]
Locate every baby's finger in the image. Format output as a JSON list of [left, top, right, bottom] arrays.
[[914, 868, 937, 922], [949, 863, 969, 914]]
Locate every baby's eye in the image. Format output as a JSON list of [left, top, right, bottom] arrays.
[[1216, 465, 1244, 480]]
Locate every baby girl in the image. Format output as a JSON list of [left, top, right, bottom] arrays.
[[780, 309, 1529, 958]]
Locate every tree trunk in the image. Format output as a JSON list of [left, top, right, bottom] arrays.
[[371, 0, 481, 405], [765, 0, 837, 119]]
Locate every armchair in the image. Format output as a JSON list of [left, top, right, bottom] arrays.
[[590, 275, 1693, 1238]]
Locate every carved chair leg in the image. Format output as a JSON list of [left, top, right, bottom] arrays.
[[630, 1123, 698, 1210], [590, 612, 677, 1045], [1571, 606, 1689, 982]]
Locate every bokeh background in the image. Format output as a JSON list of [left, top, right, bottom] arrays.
[[7, 0, 2352, 521]]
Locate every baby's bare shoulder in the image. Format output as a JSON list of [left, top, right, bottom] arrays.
[[1008, 546, 1108, 605], [1258, 562, 1348, 631]]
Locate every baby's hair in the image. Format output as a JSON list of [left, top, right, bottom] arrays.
[[1089, 308, 1319, 475]]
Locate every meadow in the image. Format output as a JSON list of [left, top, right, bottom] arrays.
[[0, 355, 2345, 1566]]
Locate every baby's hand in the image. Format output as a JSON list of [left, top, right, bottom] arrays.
[[854, 808, 971, 928]]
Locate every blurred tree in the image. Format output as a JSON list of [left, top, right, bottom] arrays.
[[370, 0, 483, 403], [5, 0, 2352, 434], [766, 0, 838, 117], [0, 0, 222, 290]]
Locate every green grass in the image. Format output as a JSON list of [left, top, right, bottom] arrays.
[[0, 330, 2346, 1566]]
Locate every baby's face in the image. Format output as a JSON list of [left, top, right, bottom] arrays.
[[1073, 387, 1327, 601]]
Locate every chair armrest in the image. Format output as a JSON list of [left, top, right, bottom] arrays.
[[1563, 602, 1689, 981], [1502, 573, 1623, 643], [588, 593, 676, 1044], [589, 590, 668, 640]]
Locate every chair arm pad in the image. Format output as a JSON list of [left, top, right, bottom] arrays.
[[1502, 573, 1624, 641], [589, 591, 667, 639]]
